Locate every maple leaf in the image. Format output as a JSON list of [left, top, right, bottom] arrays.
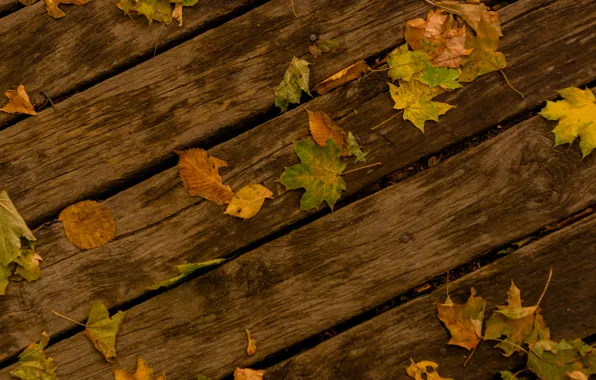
[[278, 138, 346, 211], [0, 85, 37, 115], [459, 13, 506, 82], [437, 288, 486, 350], [172, 3, 182, 26], [246, 329, 256, 356], [224, 184, 273, 219], [113, 356, 167, 380], [347, 132, 368, 163], [117, 0, 173, 24], [307, 110, 348, 155], [44, 0, 89, 18], [388, 80, 453, 132], [147, 258, 226, 290], [386, 44, 431, 82], [417, 67, 462, 90], [406, 360, 453, 380], [84, 301, 126, 362], [309, 39, 339, 58], [484, 281, 550, 357], [0, 190, 36, 266], [527, 339, 596, 380], [11, 332, 58, 380], [234, 368, 264, 380], [312, 60, 370, 95], [274, 57, 311, 112], [539, 87, 596, 158], [59, 200, 116, 250], [436, 1, 503, 36], [177, 149, 235, 205], [13, 249, 43, 282]]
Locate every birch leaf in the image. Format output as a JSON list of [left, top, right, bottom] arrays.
[[84, 301, 126, 362], [225, 184, 273, 219], [59, 200, 116, 250], [11, 332, 57, 380], [274, 57, 311, 112], [437, 288, 486, 350], [177, 149, 235, 205], [0, 85, 37, 115], [0, 190, 36, 266]]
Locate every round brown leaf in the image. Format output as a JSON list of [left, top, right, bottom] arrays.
[[59, 201, 116, 249]]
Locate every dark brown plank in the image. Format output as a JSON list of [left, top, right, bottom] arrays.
[[0, 0, 594, 362], [0, 0, 263, 126], [2, 104, 595, 378], [267, 213, 596, 380]]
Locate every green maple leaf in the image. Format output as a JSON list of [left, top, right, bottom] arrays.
[[147, 258, 226, 290], [540, 87, 596, 158], [527, 339, 596, 380], [347, 132, 369, 163], [417, 67, 462, 90], [117, 0, 173, 25], [274, 57, 311, 112], [279, 138, 346, 210], [84, 301, 126, 362], [459, 14, 506, 82], [0, 190, 36, 267], [11, 332, 58, 380], [387, 44, 432, 82]]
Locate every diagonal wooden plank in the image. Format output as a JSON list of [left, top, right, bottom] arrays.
[[0, 0, 21, 18], [267, 213, 596, 380], [2, 98, 595, 377], [0, 0, 594, 363]]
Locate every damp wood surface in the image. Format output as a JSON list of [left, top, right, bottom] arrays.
[[0, 0, 595, 378]]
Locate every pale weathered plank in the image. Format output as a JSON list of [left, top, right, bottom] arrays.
[[267, 213, 596, 379], [0, 0, 594, 362], [1, 108, 595, 378]]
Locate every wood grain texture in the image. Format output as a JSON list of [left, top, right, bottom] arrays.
[[0, 0, 21, 18], [267, 214, 596, 379], [0, 0, 594, 362], [1, 110, 595, 378], [0, 0, 264, 126]]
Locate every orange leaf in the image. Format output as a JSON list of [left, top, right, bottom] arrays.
[[177, 149, 235, 205], [307, 110, 348, 155], [1, 85, 37, 116], [59, 201, 116, 249], [312, 60, 370, 95]]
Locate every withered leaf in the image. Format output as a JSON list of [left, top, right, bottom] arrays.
[[177, 149, 235, 205], [307, 110, 348, 155], [459, 13, 506, 82], [436, 1, 503, 36], [113, 356, 167, 380], [44, 0, 89, 18], [84, 301, 126, 362], [172, 3, 183, 26], [0, 85, 37, 116], [309, 39, 339, 58], [274, 57, 311, 112], [246, 329, 256, 356], [313, 60, 370, 95], [527, 339, 596, 380], [225, 184, 273, 219], [13, 249, 42, 282], [406, 360, 453, 380], [347, 132, 368, 162], [234, 368, 264, 380], [437, 288, 486, 350], [11, 332, 57, 380], [59, 200, 116, 249], [117, 0, 173, 24]]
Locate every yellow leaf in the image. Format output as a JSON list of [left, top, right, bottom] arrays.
[[307, 110, 348, 155], [177, 149, 235, 205], [437, 288, 486, 350], [224, 184, 273, 219], [459, 13, 506, 82], [84, 301, 126, 362], [113, 356, 167, 380], [44, 0, 89, 18], [245, 329, 256, 356], [172, 3, 182, 26], [59, 201, 116, 249], [0, 85, 37, 115], [406, 360, 453, 380], [234, 368, 264, 380], [312, 60, 370, 95]]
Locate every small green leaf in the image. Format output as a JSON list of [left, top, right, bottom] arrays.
[[84, 301, 126, 362], [147, 258, 226, 290], [0, 190, 36, 267], [387, 44, 431, 82], [417, 67, 462, 90], [274, 57, 311, 112], [347, 132, 368, 163], [11, 332, 58, 380]]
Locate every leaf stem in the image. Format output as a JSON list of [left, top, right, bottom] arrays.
[[369, 67, 391, 72], [290, 0, 298, 17], [343, 162, 382, 175], [154, 23, 165, 57], [535, 267, 553, 309], [499, 70, 524, 98], [51, 310, 87, 327], [371, 111, 404, 130], [463, 344, 478, 367]]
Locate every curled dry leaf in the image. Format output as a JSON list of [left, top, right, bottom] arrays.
[[246, 329, 257, 356], [234, 368, 264, 380], [177, 149, 235, 205], [312, 60, 370, 95], [307, 110, 348, 155], [436, 1, 503, 36], [84, 301, 126, 362], [437, 288, 486, 350], [225, 184, 273, 219], [44, 0, 89, 18], [59, 200, 116, 249], [0, 85, 37, 116], [113, 356, 167, 380], [274, 57, 311, 112], [406, 360, 453, 380], [172, 3, 183, 26], [11, 332, 57, 380]]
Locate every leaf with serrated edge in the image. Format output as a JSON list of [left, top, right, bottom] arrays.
[[437, 288, 486, 350], [84, 301, 126, 362], [436, 1, 502, 36], [225, 184, 273, 219], [11, 332, 57, 380], [459, 13, 506, 82], [113, 356, 167, 380], [117, 0, 173, 24], [59, 200, 116, 250], [177, 149, 235, 205], [527, 339, 596, 380], [274, 57, 311, 112], [0, 190, 36, 266]]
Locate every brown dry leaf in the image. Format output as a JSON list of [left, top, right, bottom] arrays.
[[568, 371, 589, 380], [307, 110, 348, 155], [113, 356, 166, 380], [437, 288, 486, 350], [234, 368, 264, 380], [172, 3, 182, 26], [177, 149, 235, 205], [245, 329, 256, 356], [224, 184, 273, 219], [59, 201, 116, 250], [436, 1, 503, 36], [1, 85, 37, 115], [44, 0, 89, 18], [312, 60, 370, 95], [406, 360, 453, 380]]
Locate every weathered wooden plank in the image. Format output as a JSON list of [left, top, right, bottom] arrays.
[[0, 0, 21, 18], [0, 0, 264, 126], [0, 0, 594, 362], [267, 213, 596, 379], [2, 106, 595, 377]]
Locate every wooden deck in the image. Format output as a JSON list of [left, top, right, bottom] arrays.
[[0, 0, 595, 378]]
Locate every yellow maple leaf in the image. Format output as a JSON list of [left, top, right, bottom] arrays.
[[539, 87, 596, 158], [44, 0, 89, 18], [234, 368, 264, 380], [177, 149, 235, 205], [59, 201, 116, 249], [224, 184, 273, 219], [113, 356, 166, 380], [0, 85, 37, 115], [437, 288, 486, 350], [307, 110, 348, 155], [406, 360, 453, 380]]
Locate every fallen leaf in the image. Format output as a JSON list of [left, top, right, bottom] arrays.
[[44, 0, 89, 18], [386, 44, 431, 82], [225, 184, 273, 219], [0, 265, 12, 296], [309, 39, 339, 58], [433, 27, 474, 68], [437, 288, 486, 350], [234, 368, 264, 380], [539, 87, 596, 158], [274, 57, 311, 112], [172, 3, 182, 26], [0, 190, 36, 266], [0, 85, 37, 115], [436, 1, 503, 36], [499, 371, 518, 380], [568, 371, 589, 380], [246, 329, 256, 356], [417, 66, 462, 90], [307, 110, 348, 155], [113, 356, 167, 380], [279, 138, 346, 211], [406, 360, 453, 380], [347, 132, 368, 162], [13, 249, 42, 282], [459, 13, 506, 82], [84, 301, 126, 362], [147, 258, 226, 290], [527, 339, 596, 380], [312, 60, 370, 95], [117, 0, 173, 24], [59, 200, 116, 249], [11, 332, 58, 380], [177, 149, 235, 205]]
